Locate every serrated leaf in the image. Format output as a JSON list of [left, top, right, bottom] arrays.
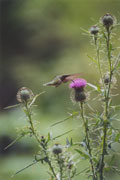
[[4, 135, 24, 150], [87, 83, 100, 92], [50, 112, 79, 127], [75, 149, 90, 159], [87, 55, 98, 64], [11, 160, 38, 177], [29, 91, 45, 107], [53, 129, 73, 140], [4, 104, 20, 109], [46, 132, 51, 144], [80, 27, 89, 34]]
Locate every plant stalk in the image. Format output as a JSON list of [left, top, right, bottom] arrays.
[[94, 36, 103, 81], [24, 103, 57, 179], [99, 27, 113, 180], [80, 102, 97, 180], [57, 154, 63, 180]]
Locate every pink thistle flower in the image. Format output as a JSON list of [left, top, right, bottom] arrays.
[[69, 78, 87, 89], [69, 78, 87, 102]]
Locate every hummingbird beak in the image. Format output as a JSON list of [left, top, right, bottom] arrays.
[[72, 80, 75, 83], [43, 83, 47, 86]]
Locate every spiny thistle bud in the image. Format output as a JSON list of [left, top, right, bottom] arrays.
[[52, 144, 63, 155], [101, 13, 116, 28], [100, 72, 117, 86], [90, 25, 99, 35], [104, 73, 110, 85], [69, 78, 87, 102], [16, 87, 34, 103], [74, 90, 87, 102]]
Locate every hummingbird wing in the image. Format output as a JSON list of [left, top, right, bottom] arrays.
[[60, 73, 82, 83]]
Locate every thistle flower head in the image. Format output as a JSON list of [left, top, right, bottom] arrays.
[[52, 144, 63, 155], [16, 87, 34, 103], [90, 25, 99, 35], [69, 78, 87, 89], [69, 79, 87, 102]]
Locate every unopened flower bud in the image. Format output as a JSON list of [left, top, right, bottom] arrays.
[[16, 87, 34, 103], [104, 73, 110, 85], [52, 144, 62, 155], [75, 90, 87, 102], [100, 72, 117, 86], [90, 25, 99, 35], [101, 13, 116, 28]]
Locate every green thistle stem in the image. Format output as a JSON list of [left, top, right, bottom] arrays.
[[57, 154, 63, 180], [80, 102, 97, 180], [24, 103, 57, 179], [94, 36, 103, 81], [99, 27, 113, 180], [25, 103, 40, 144]]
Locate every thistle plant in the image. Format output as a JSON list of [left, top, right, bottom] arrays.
[[4, 13, 120, 180], [70, 13, 120, 180], [5, 87, 76, 180], [89, 13, 120, 180], [69, 78, 97, 180]]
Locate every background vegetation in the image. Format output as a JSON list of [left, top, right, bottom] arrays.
[[1, 0, 120, 179]]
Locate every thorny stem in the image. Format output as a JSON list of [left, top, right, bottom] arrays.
[[25, 103, 40, 144], [94, 36, 103, 81], [57, 154, 63, 180], [99, 27, 113, 180], [68, 169, 71, 180], [24, 103, 57, 179], [80, 102, 97, 180]]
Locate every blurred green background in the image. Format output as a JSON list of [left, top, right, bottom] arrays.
[[1, 0, 120, 179]]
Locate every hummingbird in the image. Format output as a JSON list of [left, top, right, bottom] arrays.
[[43, 73, 82, 87]]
